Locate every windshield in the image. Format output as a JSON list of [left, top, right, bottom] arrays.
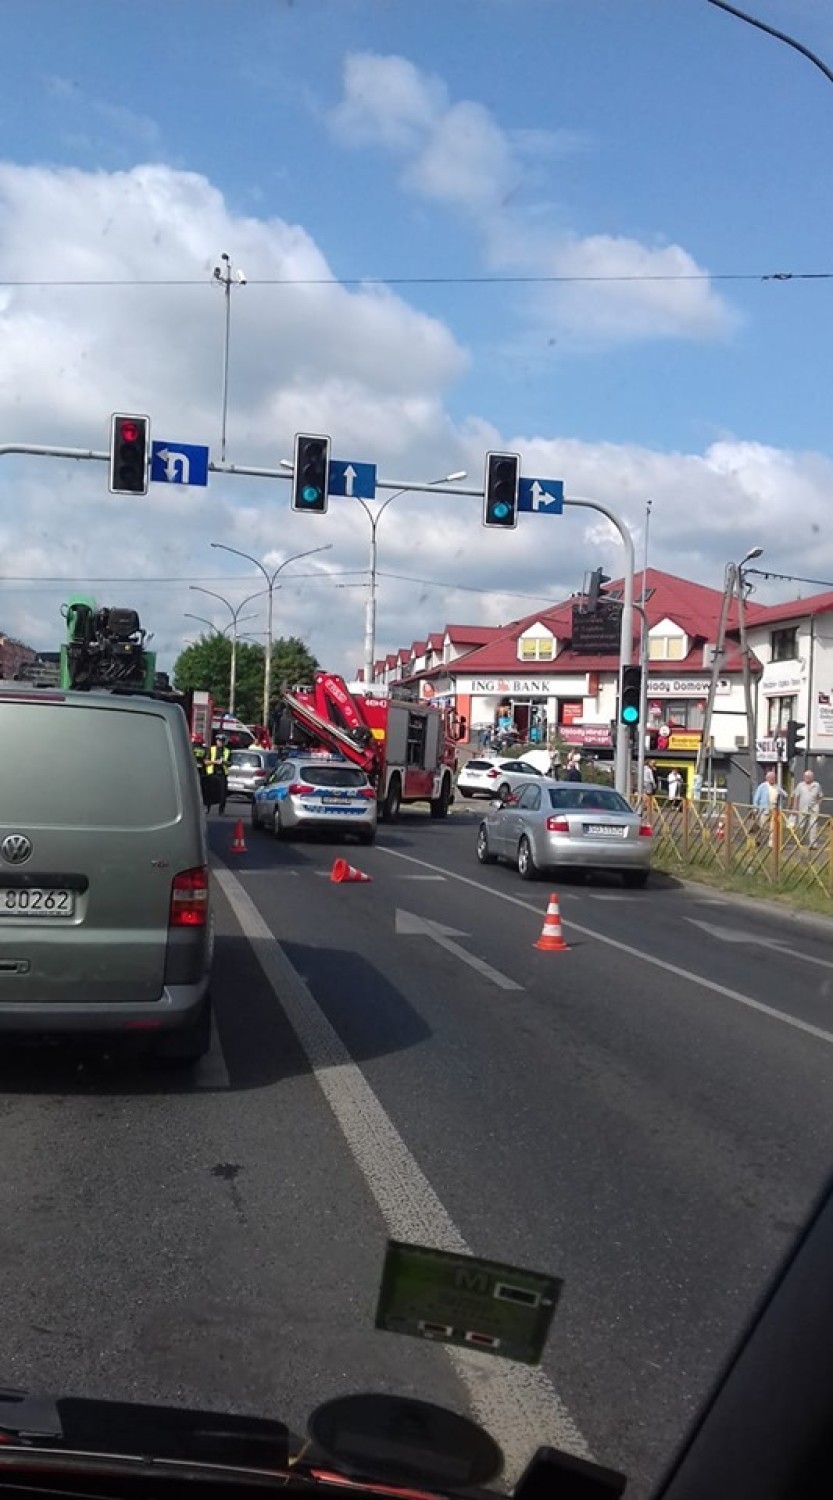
[[300, 765, 367, 787], [549, 787, 632, 814], [2, 3, 831, 1497]]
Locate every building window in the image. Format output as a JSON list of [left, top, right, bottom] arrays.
[[648, 635, 686, 661], [768, 695, 796, 735], [770, 627, 798, 662], [518, 636, 554, 661], [647, 699, 705, 731]]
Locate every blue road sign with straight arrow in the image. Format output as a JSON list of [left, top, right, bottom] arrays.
[[151, 441, 210, 487], [328, 458, 377, 499], [518, 477, 564, 514]]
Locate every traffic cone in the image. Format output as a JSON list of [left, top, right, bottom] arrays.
[[330, 858, 372, 884], [230, 819, 247, 855], [534, 893, 569, 952]]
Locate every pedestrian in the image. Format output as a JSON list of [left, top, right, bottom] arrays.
[[791, 768, 822, 847], [667, 767, 684, 802], [753, 769, 787, 846], [565, 754, 582, 783], [643, 761, 657, 797]]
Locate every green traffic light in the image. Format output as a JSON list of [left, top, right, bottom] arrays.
[[302, 485, 321, 504], [621, 705, 639, 724]]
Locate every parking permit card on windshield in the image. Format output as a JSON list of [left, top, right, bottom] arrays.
[[375, 1241, 562, 1364]]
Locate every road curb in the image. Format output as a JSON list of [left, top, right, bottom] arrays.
[[669, 873, 833, 936]]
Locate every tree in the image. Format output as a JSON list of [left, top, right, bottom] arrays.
[[173, 634, 319, 723]]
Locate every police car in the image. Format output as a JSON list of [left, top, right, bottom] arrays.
[[250, 753, 377, 844]]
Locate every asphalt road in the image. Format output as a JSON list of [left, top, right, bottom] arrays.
[[1, 800, 833, 1498]]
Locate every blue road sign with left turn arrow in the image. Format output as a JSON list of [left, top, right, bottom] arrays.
[[328, 458, 377, 499], [151, 441, 210, 488], [518, 477, 564, 514]]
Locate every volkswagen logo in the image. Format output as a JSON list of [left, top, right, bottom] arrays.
[[1, 834, 33, 865]]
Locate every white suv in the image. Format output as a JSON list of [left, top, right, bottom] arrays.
[[457, 757, 546, 801]]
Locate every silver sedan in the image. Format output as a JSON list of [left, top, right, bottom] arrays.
[[476, 780, 653, 887]]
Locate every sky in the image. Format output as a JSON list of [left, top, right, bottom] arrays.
[[1, 0, 832, 680]]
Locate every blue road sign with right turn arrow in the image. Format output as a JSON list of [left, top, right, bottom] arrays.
[[518, 477, 564, 514]]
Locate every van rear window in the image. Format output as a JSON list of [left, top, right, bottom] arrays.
[[0, 702, 180, 828]]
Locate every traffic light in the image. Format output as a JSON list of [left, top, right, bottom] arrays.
[[785, 718, 805, 759], [292, 433, 330, 514], [108, 413, 149, 495], [587, 568, 611, 612], [483, 451, 520, 529], [620, 664, 642, 726]]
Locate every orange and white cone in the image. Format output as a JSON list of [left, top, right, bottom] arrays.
[[230, 819, 247, 855], [330, 858, 373, 884], [534, 893, 569, 952]]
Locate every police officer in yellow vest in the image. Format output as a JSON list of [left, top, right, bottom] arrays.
[[205, 734, 230, 814]]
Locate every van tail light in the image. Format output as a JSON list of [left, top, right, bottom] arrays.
[[639, 823, 654, 838], [170, 866, 209, 927], [288, 782, 315, 796], [546, 816, 570, 834]]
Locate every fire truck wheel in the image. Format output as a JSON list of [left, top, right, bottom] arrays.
[[430, 776, 452, 819], [381, 775, 402, 822]]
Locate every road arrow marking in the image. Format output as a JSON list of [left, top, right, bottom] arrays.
[[343, 463, 357, 496], [395, 907, 522, 991], [688, 918, 833, 972]]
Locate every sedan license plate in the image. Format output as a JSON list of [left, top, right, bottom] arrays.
[[584, 824, 627, 838], [320, 794, 350, 805], [0, 887, 75, 917]]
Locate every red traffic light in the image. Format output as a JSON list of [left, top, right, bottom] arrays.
[[109, 412, 150, 495], [119, 420, 141, 444]]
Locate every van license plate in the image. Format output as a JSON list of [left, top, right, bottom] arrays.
[[0, 888, 75, 916]]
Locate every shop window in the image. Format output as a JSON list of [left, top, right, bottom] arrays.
[[768, 695, 796, 735]]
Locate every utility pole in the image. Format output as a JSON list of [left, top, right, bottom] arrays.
[[212, 252, 246, 464], [734, 562, 760, 778], [636, 499, 652, 800]]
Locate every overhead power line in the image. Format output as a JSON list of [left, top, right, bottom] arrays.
[[0, 270, 829, 289]]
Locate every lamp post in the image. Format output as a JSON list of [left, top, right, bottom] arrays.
[[189, 585, 267, 717], [354, 471, 466, 684], [209, 542, 333, 727], [211, 252, 246, 464]]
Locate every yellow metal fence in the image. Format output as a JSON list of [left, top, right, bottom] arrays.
[[639, 798, 833, 900]]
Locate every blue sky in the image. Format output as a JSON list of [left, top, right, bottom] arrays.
[[1, 0, 832, 668]]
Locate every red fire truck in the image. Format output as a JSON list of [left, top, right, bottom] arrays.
[[276, 673, 466, 821]]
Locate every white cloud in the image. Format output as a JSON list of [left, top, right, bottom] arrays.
[[329, 51, 734, 346], [0, 157, 823, 685]]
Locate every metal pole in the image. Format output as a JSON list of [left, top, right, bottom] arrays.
[[264, 583, 274, 728], [220, 274, 231, 465], [364, 516, 378, 684], [229, 626, 237, 716], [735, 566, 758, 772], [567, 497, 636, 797], [636, 499, 652, 799], [696, 563, 735, 783]]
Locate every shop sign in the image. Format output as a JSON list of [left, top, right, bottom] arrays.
[[559, 724, 612, 747], [667, 731, 702, 751]]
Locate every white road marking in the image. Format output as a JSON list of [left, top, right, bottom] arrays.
[[193, 1013, 231, 1089], [212, 861, 590, 1476], [396, 908, 522, 992], [376, 847, 833, 1048], [688, 918, 833, 974]]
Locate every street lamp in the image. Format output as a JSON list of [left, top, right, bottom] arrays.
[[189, 585, 267, 717], [209, 542, 333, 727], [353, 471, 467, 684]]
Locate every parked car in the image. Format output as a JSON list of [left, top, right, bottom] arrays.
[[0, 682, 213, 1058], [457, 757, 545, 800], [251, 755, 377, 844], [476, 779, 653, 886], [226, 748, 282, 800]]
